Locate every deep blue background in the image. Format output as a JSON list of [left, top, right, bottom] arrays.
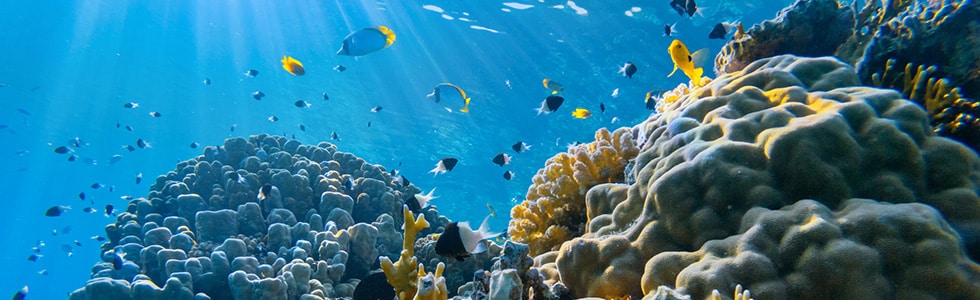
[[0, 0, 791, 298]]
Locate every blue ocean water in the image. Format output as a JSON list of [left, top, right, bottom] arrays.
[[0, 0, 793, 298]]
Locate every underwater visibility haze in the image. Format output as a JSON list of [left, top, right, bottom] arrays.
[[2, 0, 980, 299]]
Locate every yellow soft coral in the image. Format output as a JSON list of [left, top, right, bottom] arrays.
[[509, 127, 639, 256], [870, 58, 966, 114], [380, 206, 430, 300], [414, 262, 447, 300]]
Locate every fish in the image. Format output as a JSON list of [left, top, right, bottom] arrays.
[[137, 138, 147, 149], [252, 91, 265, 100], [611, 88, 620, 98], [108, 154, 122, 165], [334, 65, 346, 72], [331, 132, 339, 140], [244, 69, 259, 77], [45, 206, 69, 217], [511, 141, 531, 153], [120, 195, 133, 200], [257, 183, 273, 201], [427, 83, 471, 113], [12, 286, 27, 300], [91, 235, 106, 241], [405, 188, 437, 213], [434, 216, 500, 261], [542, 78, 563, 94], [190, 142, 199, 148], [230, 124, 236, 132], [486, 203, 497, 217], [136, 173, 143, 184], [667, 39, 708, 86], [125, 125, 133, 131], [294, 100, 311, 108], [537, 95, 565, 115], [664, 23, 677, 37], [74, 240, 82, 247], [149, 111, 161, 117], [38, 269, 47, 275], [91, 183, 103, 189], [123, 145, 136, 152], [429, 157, 459, 176], [123, 102, 139, 109], [17, 108, 30, 115], [78, 192, 86, 201], [105, 204, 114, 216], [336, 26, 396, 56], [351, 271, 396, 300], [503, 170, 514, 180], [83, 207, 97, 213], [619, 62, 637, 79], [645, 90, 664, 110], [370, 106, 383, 112], [367, 121, 372, 127], [709, 22, 738, 39], [62, 244, 73, 256], [111, 251, 126, 270], [342, 177, 356, 193], [572, 108, 592, 119], [393, 174, 410, 186], [268, 115, 279, 122], [68, 154, 78, 162], [492, 153, 511, 166], [299, 124, 306, 131], [27, 254, 41, 262], [600, 103, 606, 113], [203, 78, 211, 85], [281, 56, 306, 76], [322, 92, 330, 100], [669, 0, 698, 17], [54, 146, 71, 154]]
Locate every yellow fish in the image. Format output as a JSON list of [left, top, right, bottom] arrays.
[[281, 56, 305, 76], [542, 78, 564, 94], [571, 108, 591, 119], [667, 39, 708, 86]]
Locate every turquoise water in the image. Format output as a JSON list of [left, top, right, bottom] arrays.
[[0, 1, 793, 298]]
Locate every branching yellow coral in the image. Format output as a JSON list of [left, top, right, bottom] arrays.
[[870, 58, 965, 114], [380, 206, 430, 300], [509, 127, 639, 256], [414, 262, 447, 300]]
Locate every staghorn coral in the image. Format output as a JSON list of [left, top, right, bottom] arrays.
[[70, 135, 431, 300], [508, 127, 639, 256], [537, 55, 980, 299], [380, 206, 430, 300], [415, 262, 448, 300]]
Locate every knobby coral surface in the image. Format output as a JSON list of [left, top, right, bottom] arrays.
[[538, 55, 980, 299], [508, 127, 639, 256]]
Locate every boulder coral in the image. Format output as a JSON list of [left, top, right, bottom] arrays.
[[509, 127, 639, 256], [69, 135, 435, 300], [537, 55, 980, 299]]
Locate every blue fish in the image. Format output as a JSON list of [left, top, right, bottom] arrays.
[[337, 26, 396, 56]]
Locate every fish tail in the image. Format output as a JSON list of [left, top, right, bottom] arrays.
[[477, 214, 501, 240], [693, 67, 704, 85], [460, 98, 471, 113]]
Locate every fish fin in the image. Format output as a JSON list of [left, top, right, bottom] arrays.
[[668, 64, 679, 77], [690, 48, 710, 68], [476, 214, 501, 241]]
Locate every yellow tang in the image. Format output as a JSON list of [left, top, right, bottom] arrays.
[[667, 39, 708, 86], [427, 83, 471, 113], [281, 56, 305, 76], [337, 26, 396, 57], [571, 108, 592, 119]]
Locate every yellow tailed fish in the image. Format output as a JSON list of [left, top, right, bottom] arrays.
[[427, 83, 471, 113], [571, 108, 592, 119], [667, 39, 708, 86], [542, 78, 563, 94], [337, 26, 396, 57]]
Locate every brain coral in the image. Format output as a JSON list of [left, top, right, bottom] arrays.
[[508, 127, 639, 256], [70, 134, 438, 300], [542, 55, 980, 299]]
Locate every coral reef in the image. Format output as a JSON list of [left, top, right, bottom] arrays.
[[379, 206, 431, 300], [69, 135, 444, 300], [533, 55, 980, 299], [712, 0, 980, 151], [508, 127, 639, 256]]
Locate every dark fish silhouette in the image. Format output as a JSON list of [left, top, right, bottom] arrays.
[[352, 271, 395, 300], [429, 158, 458, 176]]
